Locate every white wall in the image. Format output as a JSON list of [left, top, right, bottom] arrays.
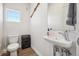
[[30, 4, 53, 56], [75, 3, 79, 56], [4, 3, 30, 35], [0, 3, 3, 50], [76, 4, 79, 32]]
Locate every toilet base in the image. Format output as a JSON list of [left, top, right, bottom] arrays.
[[10, 51, 17, 56]]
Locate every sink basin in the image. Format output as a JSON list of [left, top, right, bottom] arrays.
[[43, 35, 73, 48]]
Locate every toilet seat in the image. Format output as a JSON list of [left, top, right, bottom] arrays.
[[7, 43, 19, 52]]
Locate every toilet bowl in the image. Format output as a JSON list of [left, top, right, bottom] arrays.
[[7, 35, 19, 56]]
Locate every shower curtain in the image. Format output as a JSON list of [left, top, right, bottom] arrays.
[[0, 3, 8, 50], [0, 3, 4, 50]]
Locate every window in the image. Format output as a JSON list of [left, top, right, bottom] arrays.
[[6, 8, 21, 22]]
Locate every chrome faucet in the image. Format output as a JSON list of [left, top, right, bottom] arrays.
[[64, 30, 70, 41], [58, 30, 69, 41]]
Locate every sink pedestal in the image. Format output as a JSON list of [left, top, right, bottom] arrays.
[[53, 45, 72, 56], [43, 35, 73, 56]]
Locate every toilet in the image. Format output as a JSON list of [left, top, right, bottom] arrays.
[[7, 35, 19, 56]]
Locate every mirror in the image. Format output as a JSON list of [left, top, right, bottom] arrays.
[[48, 3, 76, 31]]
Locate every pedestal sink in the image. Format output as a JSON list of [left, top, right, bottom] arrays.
[[43, 34, 73, 48]]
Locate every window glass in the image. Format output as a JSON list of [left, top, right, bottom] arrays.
[[6, 9, 21, 22]]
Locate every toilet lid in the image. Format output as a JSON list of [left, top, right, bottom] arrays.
[[7, 43, 19, 52]]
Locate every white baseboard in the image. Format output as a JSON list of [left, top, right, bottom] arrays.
[[31, 46, 42, 56]]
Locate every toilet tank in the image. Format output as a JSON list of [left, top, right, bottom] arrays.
[[8, 35, 19, 44]]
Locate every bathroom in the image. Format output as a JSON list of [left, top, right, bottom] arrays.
[[0, 3, 79, 56]]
